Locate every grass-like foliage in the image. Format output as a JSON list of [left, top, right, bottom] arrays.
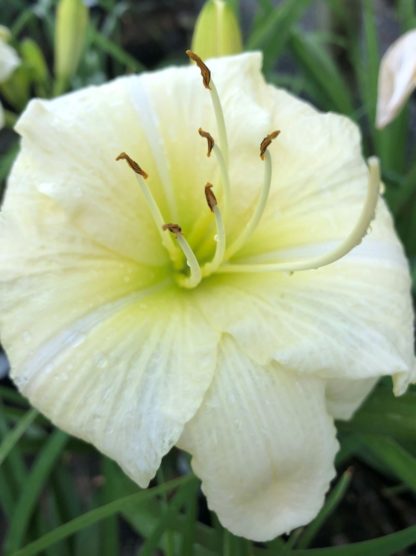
[[1, 0, 416, 554]]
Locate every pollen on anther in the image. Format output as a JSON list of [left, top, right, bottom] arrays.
[[162, 223, 183, 235], [204, 183, 217, 212], [198, 128, 215, 157], [185, 50, 211, 89], [260, 131, 280, 160], [116, 152, 149, 179]]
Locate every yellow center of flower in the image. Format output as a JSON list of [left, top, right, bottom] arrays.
[[116, 51, 381, 290]]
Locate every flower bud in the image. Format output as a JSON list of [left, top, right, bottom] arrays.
[[54, 0, 88, 91], [376, 30, 416, 129], [21, 38, 49, 87], [191, 0, 243, 60]]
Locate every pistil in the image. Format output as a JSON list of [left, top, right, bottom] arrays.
[[219, 158, 381, 274]]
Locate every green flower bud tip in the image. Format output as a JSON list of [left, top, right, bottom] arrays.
[[54, 0, 89, 84], [191, 0, 243, 60]]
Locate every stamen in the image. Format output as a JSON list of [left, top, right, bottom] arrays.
[[260, 131, 280, 160], [219, 158, 381, 274], [116, 152, 179, 264], [198, 128, 214, 157], [204, 182, 217, 211], [198, 128, 231, 212], [201, 184, 226, 277], [186, 50, 229, 164], [185, 50, 211, 89], [163, 223, 202, 289], [116, 152, 148, 178], [225, 131, 280, 259]]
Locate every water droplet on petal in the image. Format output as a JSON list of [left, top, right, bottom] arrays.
[[15, 375, 29, 389], [94, 353, 108, 369], [72, 333, 86, 347], [22, 331, 32, 344]]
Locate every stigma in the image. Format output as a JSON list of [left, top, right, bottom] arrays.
[[116, 51, 380, 289]]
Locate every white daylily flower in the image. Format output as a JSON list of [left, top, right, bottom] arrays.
[[0, 25, 20, 129], [0, 52, 414, 541], [376, 29, 416, 129]]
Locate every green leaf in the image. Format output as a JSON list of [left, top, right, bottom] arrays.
[[4, 430, 69, 554], [0, 142, 19, 188], [180, 476, 198, 556], [0, 386, 25, 406], [384, 157, 416, 215], [138, 480, 197, 556], [0, 467, 15, 518], [296, 468, 353, 548], [11, 9, 37, 36], [357, 435, 416, 492], [12, 476, 194, 556], [89, 27, 145, 73], [398, 0, 416, 31], [338, 385, 416, 447], [288, 30, 354, 115], [100, 459, 120, 556], [290, 525, 416, 555], [0, 404, 26, 499], [247, 0, 310, 72], [0, 408, 37, 466], [360, 0, 379, 136]]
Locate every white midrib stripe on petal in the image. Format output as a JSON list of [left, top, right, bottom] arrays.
[[13, 280, 170, 393], [128, 79, 178, 221]]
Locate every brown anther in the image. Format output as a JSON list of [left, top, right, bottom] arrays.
[[186, 50, 211, 89], [162, 223, 182, 235], [116, 152, 148, 179], [204, 183, 217, 212], [260, 130, 280, 160], [198, 128, 215, 157]]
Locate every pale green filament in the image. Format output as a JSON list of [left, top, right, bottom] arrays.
[[212, 143, 231, 215], [133, 173, 181, 266], [210, 81, 229, 165], [219, 158, 381, 275], [225, 149, 272, 259], [202, 204, 226, 277]]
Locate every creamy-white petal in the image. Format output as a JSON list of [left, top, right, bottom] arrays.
[[3, 271, 218, 486], [196, 235, 414, 382], [235, 88, 381, 262], [13, 88, 169, 267], [13, 53, 272, 262], [376, 30, 416, 129], [178, 337, 338, 541], [0, 166, 219, 486], [326, 377, 378, 420]]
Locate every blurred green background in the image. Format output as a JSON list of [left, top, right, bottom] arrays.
[[1, 1, 416, 555]]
